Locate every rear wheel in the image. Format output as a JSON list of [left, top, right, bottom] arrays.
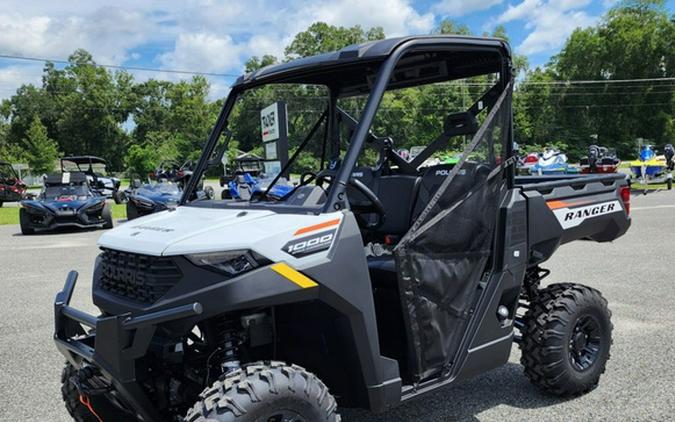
[[667, 178, 672, 190], [185, 361, 340, 422], [19, 208, 34, 234], [102, 202, 113, 229], [520, 283, 612, 396], [0, 201, 3, 207]]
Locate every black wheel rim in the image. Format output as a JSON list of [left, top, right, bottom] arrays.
[[263, 410, 307, 422], [568, 314, 602, 371]]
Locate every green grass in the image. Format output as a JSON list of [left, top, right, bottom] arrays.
[[112, 203, 127, 219], [631, 182, 671, 191], [0, 207, 19, 225], [0, 202, 127, 225]]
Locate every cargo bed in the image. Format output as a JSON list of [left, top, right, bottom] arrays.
[[515, 173, 631, 266]]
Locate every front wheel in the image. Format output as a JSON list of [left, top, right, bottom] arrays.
[[126, 202, 139, 221], [520, 283, 612, 396], [102, 202, 113, 229], [667, 177, 672, 190], [185, 361, 340, 422], [19, 208, 35, 234]]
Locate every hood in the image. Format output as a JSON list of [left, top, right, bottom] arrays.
[[99, 206, 278, 255], [98, 205, 345, 267]]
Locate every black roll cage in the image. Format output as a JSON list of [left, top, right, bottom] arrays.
[[180, 37, 514, 209]]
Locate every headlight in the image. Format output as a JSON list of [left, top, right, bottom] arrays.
[[84, 200, 105, 212], [186, 250, 271, 276], [131, 196, 155, 209]]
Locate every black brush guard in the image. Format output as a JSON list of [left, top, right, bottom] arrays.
[[54, 271, 203, 422]]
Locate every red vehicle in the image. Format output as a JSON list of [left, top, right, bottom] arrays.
[[0, 161, 28, 207]]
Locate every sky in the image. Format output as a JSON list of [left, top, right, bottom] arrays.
[[0, 0, 673, 100]]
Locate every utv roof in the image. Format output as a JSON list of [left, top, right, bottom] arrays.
[[235, 35, 511, 93], [61, 156, 107, 165]]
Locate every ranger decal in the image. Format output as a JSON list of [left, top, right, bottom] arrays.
[[552, 200, 622, 229]]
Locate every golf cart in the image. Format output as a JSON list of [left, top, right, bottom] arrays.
[[19, 172, 112, 234], [60, 156, 123, 203], [53, 36, 631, 422], [0, 161, 29, 207]]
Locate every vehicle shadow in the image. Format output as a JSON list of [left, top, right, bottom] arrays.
[[341, 362, 570, 422]]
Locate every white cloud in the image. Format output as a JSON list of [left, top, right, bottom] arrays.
[[0, 8, 157, 64], [159, 33, 242, 73], [300, 0, 435, 36], [496, 0, 597, 55], [433, 0, 504, 17], [0, 64, 43, 97]]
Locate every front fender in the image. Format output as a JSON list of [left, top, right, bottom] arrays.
[[21, 200, 53, 214]]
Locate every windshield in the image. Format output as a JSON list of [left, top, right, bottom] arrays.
[[43, 185, 91, 200], [62, 161, 108, 176], [136, 182, 181, 197], [183, 44, 509, 212]]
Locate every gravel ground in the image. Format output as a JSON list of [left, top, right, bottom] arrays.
[[0, 191, 673, 421]]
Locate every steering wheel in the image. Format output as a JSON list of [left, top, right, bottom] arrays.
[[315, 169, 386, 230]]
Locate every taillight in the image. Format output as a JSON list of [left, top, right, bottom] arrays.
[[620, 185, 630, 215]]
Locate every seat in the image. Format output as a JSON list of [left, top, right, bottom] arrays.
[[375, 175, 420, 236], [411, 162, 482, 222]]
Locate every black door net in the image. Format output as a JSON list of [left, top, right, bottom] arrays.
[[394, 82, 512, 381]]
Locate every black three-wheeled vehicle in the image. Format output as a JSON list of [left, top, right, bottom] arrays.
[[54, 36, 630, 421]]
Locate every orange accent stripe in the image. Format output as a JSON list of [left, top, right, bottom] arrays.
[[546, 200, 592, 210], [294, 218, 341, 235]]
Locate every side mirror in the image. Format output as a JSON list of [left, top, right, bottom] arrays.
[[132, 179, 142, 189]]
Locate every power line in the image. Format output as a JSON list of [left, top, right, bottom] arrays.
[[519, 77, 675, 85], [0, 53, 240, 78]]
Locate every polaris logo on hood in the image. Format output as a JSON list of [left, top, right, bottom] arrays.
[[131, 225, 175, 233], [552, 200, 622, 230]]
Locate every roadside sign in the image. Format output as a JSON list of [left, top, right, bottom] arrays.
[[260, 101, 289, 178]]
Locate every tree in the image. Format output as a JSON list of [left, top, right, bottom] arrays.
[[549, 0, 674, 157], [284, 22, 385, 60], [39, 50, 134, 169], [245, 55, 278, 73], [23, 115, 59, 174], [434, 19, 471, 35]]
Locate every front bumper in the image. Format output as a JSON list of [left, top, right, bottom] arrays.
[[26, 208, 105, 231], [54, 271, 203, 422]]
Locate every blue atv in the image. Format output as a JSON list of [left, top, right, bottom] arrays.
[[221, 172, 293, 201], [220, 155, 293, 200], [19, 172, 112, 234], [125, 180, 182, 220]]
